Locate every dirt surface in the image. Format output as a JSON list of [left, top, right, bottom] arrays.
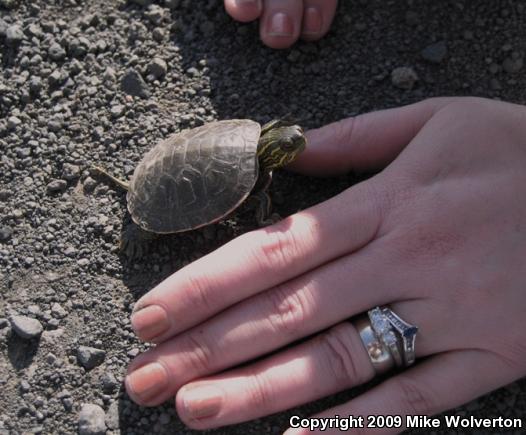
[[1, 0, 525, 434]]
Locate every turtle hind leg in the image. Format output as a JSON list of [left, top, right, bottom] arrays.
[[119, 223, 159, 259]]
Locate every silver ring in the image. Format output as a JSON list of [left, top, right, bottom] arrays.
[[381, 307, 418, 366], [369, 307, 404, 368], [353, 313, 395, 375]]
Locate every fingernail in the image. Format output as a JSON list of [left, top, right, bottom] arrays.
[[131, 305, 170, 341], [182, 384, 224, 420], [125, 362, 168, 402], [302, 7, 322, 35], [236, 0, 262, 10], [268, 12, 294, 37]]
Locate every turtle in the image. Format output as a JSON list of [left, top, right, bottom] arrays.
[[92, 118, 306, 255]]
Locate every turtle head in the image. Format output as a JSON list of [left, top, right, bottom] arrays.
[[257, 120, 306, 171]]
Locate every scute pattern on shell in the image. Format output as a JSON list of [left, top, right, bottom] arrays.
[[127, 119, 261, 233]]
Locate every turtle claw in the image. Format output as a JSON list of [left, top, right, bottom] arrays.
[[258, 212, 281, 227]]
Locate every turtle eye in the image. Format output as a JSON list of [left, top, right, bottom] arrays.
[[280, 139, 295, 152]]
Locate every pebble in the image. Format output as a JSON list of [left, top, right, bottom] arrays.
[[46, 179, 68, 194], [104, 401, 119, 430], [0, 226, 13, 241], [83, 177, 97, 192], [121, 68, 150, 98], [502, 57, 523, 74], [110, 104, 125, 118], [391, 66, 419, 90], [10, 315, 44, 339], [100, 372, 120, 393], [421, 41, 448, 63], [77, 345, 106, 369], [78, 404, 107, 435], [48, 42, 67, 61], [6, 24, 24, 45], [51, 303, 67, 319], [7, 116, 21, 130], [62, 164, 81, 181], [144, 5, 165, 25], [147, 57, 168, 78], [29, 76, 43, 94]]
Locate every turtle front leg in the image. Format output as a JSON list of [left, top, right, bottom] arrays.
[[248, 171, 280, 227], [253, 190, 281, 227]]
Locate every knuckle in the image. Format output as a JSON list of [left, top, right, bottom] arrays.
[[246, 370, 275, 412], [265, 283, 309, 336], [251, 228, 300, 277], [390, 375, 435, 416], [317, 325, 363, 387], [180, 331, 214, 373], [181, 272, 216, 314]]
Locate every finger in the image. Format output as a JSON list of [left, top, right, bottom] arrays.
[[300, 0, 338, 41], [284, 350, 514, 435], [224, 0, 262, 23], [126, 242, 436, 406], [173, 322, 374, 429], [259, 0, 303, 49], [131, 179, 384, 343], [290, 97, 456, 176]]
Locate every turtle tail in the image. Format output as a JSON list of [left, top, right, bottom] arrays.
[[91, 166, 130, 191]]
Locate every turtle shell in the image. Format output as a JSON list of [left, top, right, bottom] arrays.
[[127, 119, 261, 233]]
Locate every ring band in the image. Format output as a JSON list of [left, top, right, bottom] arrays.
[[353, 306, 419, 375], [369, 307, 404, 368], [353, 313, 395, 375], [382, 307, 418, 366]]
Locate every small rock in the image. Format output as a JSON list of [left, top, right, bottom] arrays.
[[7, 116, 21, 130], [46, 179, 67, 193], [391, 66, 419, 90], [121, 68, 150, 98], [100, 372, 119, 393], [502, 57, 523, 74], [110, 104, 125, 118], [29, 76, 43, 94], [0, 226, 13, 241], [144, 5, 165, 25], [158, 412, 170, 425], [421, 41, 448, 63], [6, 24, 24, 45], [77, 346, 105, 369], [152, 27, 165, 42], [62, 163, 81, 180], [78, 404, 106, 435], [83, 177, 97, 192], [105, 401, 119, 430], [0, 0, 18, 9], [19, 380, 31, 393], [147, 57, 167, 78], [10, 315, 43, 339], [48, 42, 66, 61], [51, 303, 67, 319], [77, 258, 90, 267]]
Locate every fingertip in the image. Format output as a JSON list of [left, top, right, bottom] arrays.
[[259, 0, 303, 49], [260, 11, 299, 49], [225, 0, 262, 23], [300, 0, 338, 42]]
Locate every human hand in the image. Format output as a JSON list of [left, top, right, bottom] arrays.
[[124, 97, 526, 433], [224, 0, 338, 49]]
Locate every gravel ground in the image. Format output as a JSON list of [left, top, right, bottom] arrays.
[[1, 0, 526, 434]]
